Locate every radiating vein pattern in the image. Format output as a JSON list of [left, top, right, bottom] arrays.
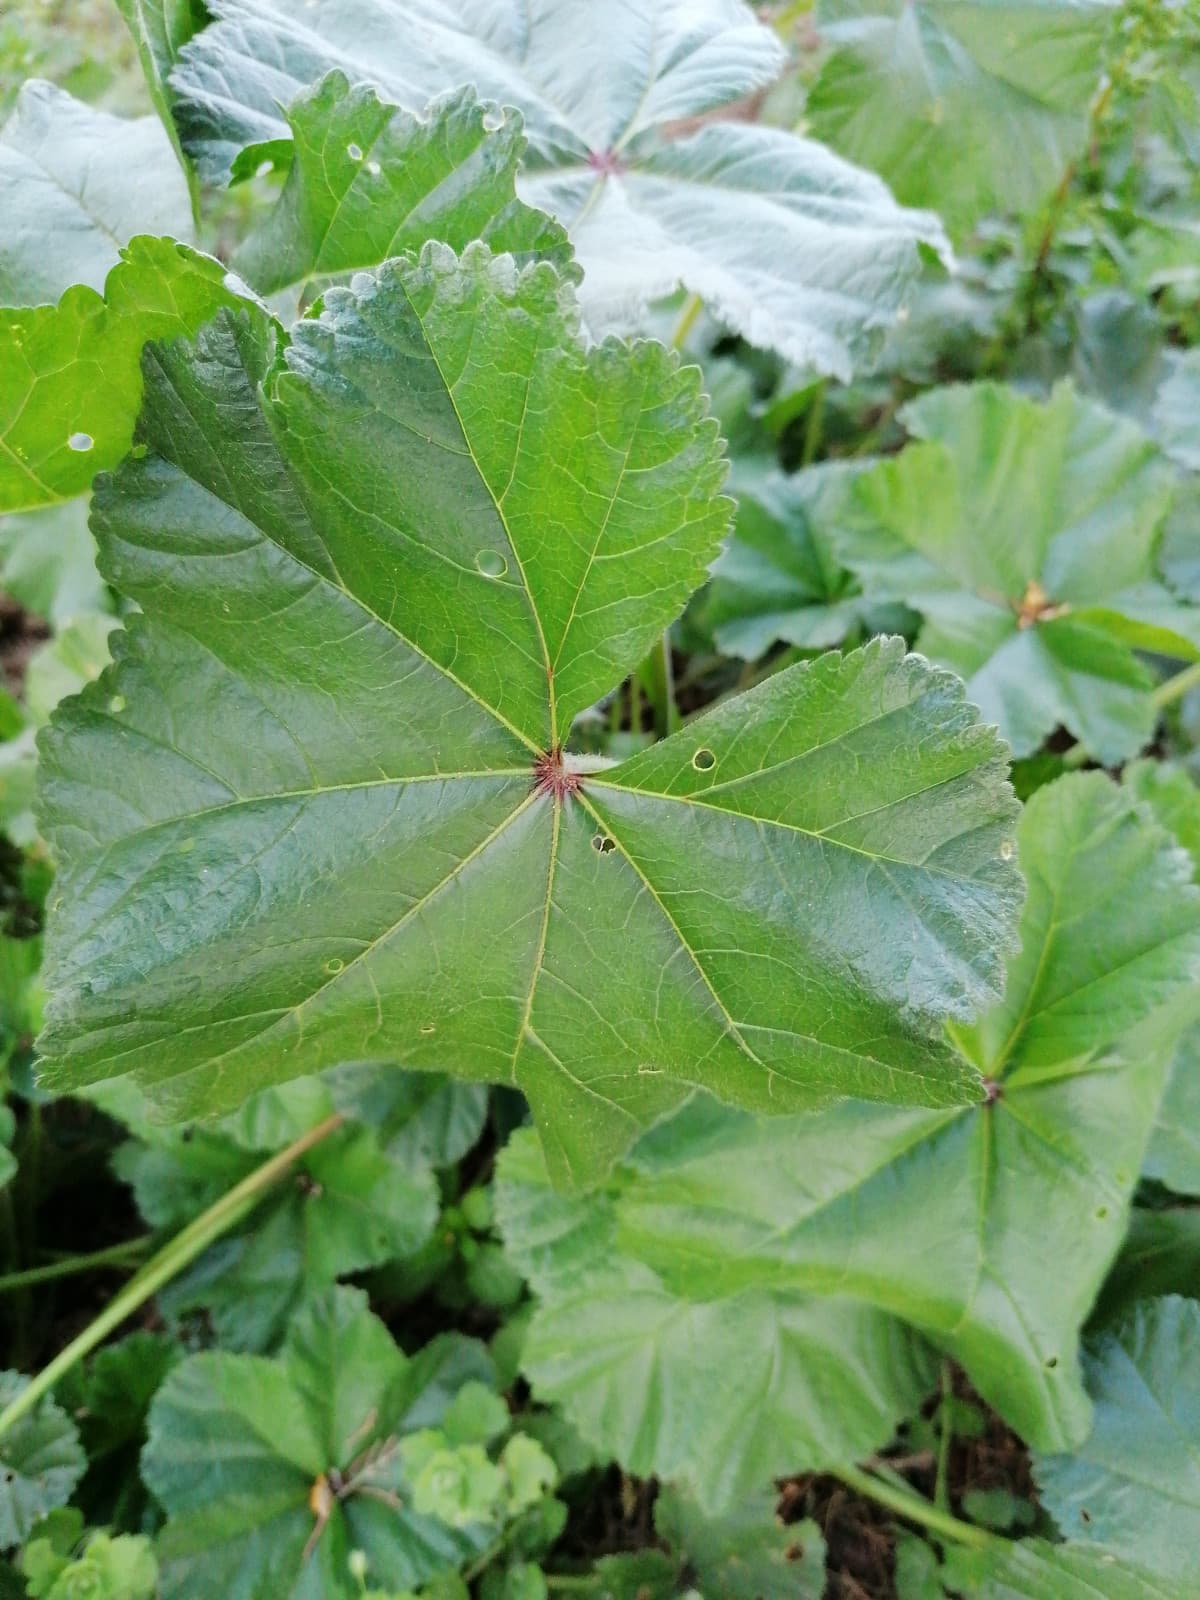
[[39, 247, 1023, 1186]]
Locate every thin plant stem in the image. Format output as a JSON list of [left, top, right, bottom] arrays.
[[1153, 659, 1200, 711], [832, 1463, 992, 1551], [801, 380, 826, 468], [934, 1360, 954, 1512], [670, 292, 703, 351], [0, 1237, 152, 1294], [0, 1111, 345, 1441]]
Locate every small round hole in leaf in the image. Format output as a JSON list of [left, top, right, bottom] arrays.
[[591, 833, 615, 854], [366, 159, 381, 176], [692, 747, 716, 772], [323, 957, 344, 975], [68, 432, 93, 452], [419, 1021, 436, 1035], [475, 549, 508, 578], [1044, 1356, 1058, 1369], [347, 142, 363, 161]]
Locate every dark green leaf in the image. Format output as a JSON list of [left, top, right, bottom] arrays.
[[0, 1376, 85, 1551]]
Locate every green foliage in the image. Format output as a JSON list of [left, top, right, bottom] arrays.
[[0, 79, 191, 304], [0, 1379, 85, 1549], [831, 381, 1200, 761], [3, 3, 1200, 1595], [169, 0, 948, 374], [34, 252, 1023, 1189], [808, 0, 1115, 239], [1034, 1296, 1200, 1580], [498, 772, 1200, 1501]]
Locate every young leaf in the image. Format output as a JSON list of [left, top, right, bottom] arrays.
[[0, 81, 192, 306], [498, 773, 1200, 1496], [807, 0, 1115, 239], [702, 461, 913, 660], [142, 1287, 496, 1599], [232, 73, 574, 296], [22, 1531, 158, 1600], [36, 248, 1021, 1188], [172, 0, 947, 374], [0, 238, 251, 512], [1034, 1296, 1200, 1580], [0, 1376, 86, 1550], [831, 381, 1199, 762]]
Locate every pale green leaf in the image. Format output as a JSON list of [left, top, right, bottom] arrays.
[[0, 80, 192, 306], [1154, 347, 1200, 472], [172, 0, 947, 375], [0, 237, 251, 512], [0, 501, 109, 627], [36, 249, 1021, 1187], [497, 773, 1200, 1496], [937, 1539, 1189, 1600], [808, 0, 1116, 239], [1034, 1296, 1200, 1581], [232, 73, 574, 296], [142, 1287, 495, 1600], [0, 1375, 86, 1550], [833, 381, 1197, 762]]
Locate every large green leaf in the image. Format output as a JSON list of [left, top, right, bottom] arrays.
[[172, 0, 948, 375], [142, 1287, 496, 1599], [497, 773, 1200, 1499], [807, 0, 1115, 239], [232, 73, 574, 296], [497, 1127, 938, 1507], [36, 248, 1021, 1188], [1034, 1296, 1200, 1581], [0, 81, 192, 306], [0, 238, 251, 512], [832, 381, 1200, 762]]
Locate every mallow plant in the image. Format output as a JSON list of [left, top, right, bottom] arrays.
[[0, 1, 1199, 1596]]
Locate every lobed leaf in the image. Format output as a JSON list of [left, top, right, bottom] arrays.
[[171, 0, 948, 374], [36, 248, 1022, 1187], [143, 1288, 496, 1599], [497, 773, 1200, 1502], [831, 381, 1200, 762]]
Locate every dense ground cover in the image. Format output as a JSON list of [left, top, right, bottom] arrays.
[[1, 2, 1200, 1595]]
